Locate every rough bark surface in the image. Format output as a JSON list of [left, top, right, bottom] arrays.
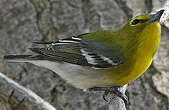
[[0, 0, 169, 110]]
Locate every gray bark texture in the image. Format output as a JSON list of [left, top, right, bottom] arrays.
[[0, 0, 169, 110]]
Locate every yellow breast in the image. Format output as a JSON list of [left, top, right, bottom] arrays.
[[107, 22, 161, 86]]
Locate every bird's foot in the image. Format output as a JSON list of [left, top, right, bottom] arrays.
[[89, 86, 129, 105]]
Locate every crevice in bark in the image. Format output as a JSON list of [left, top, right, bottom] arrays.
[[0, 90, 27, 110], [114, 0, 133, 19]]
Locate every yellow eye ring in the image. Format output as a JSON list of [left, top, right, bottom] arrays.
[[130, 19, 140, 26], [131, 19, 139, 25]]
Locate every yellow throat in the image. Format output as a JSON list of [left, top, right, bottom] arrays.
[[107, 18, 161, 86]]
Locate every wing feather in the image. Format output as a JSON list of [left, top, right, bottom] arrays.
[[30, 33, 124, 68]]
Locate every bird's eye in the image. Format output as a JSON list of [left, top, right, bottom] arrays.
[[131, 19, 139, 25]]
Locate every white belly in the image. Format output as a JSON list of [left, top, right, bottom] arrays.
[[29, 60, 114, 89]]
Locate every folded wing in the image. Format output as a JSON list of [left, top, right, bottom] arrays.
[[30, 33, 124, 69]]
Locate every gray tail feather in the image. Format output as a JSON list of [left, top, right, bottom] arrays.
[[4, 55, 43, 62]]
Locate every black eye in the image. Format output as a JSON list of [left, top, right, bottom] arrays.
[[132, 19, 139, 25]]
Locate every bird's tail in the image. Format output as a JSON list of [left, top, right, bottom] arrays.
[[4, 55, 41, 62]]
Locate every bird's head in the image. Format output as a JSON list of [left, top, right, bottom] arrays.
[[121, 9, 164, 37]]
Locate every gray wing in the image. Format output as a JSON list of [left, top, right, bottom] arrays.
[[30, 34, 124, 68]]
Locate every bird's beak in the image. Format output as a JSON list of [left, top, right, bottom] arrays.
[[148, 9, 164, 23]]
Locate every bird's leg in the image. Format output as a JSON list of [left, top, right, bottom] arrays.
[[89, 86, 129, 104]]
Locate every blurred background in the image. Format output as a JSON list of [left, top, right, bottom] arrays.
[[0, 0, 169, 110]]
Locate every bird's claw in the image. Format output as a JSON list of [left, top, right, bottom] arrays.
[[89, 86, 129, 105], [103, 88, 129, 104]]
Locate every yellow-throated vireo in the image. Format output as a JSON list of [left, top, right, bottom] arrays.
[[4, 9, 164, 104]]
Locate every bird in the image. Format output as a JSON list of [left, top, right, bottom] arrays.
[[4, 9, 164, 104]]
